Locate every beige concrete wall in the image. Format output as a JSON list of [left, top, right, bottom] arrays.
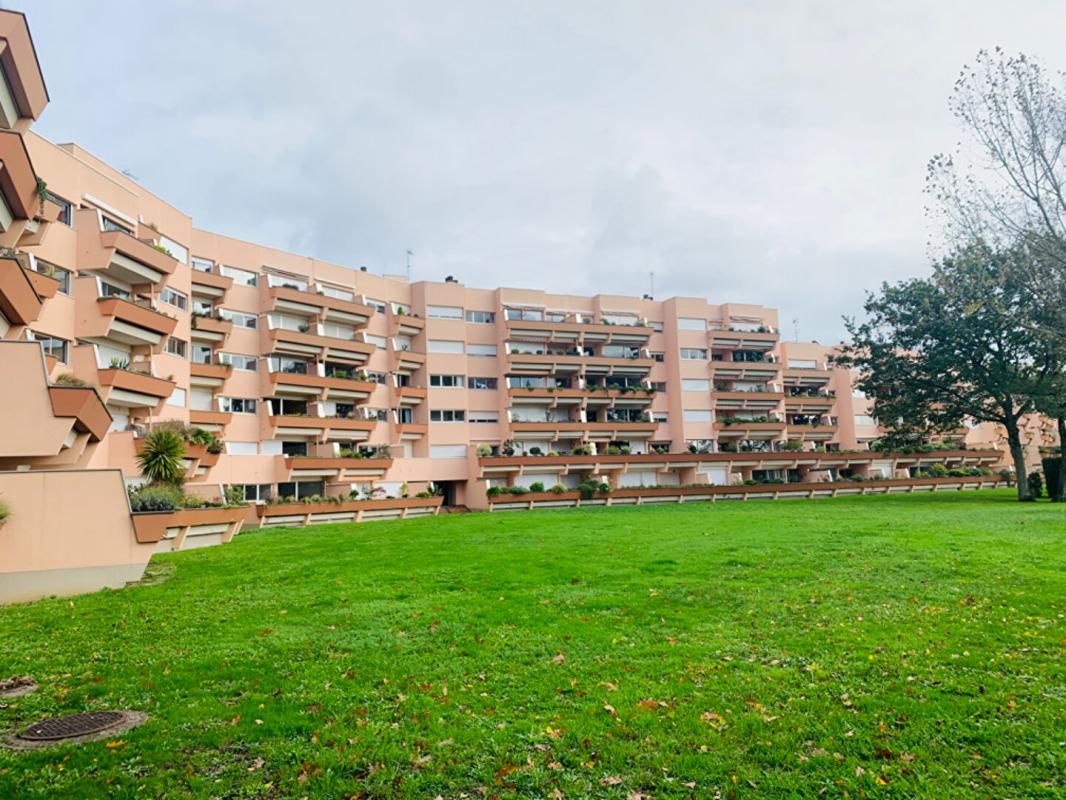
[[0, 468, 154, 604]]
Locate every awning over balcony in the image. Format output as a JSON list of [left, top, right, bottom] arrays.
[[0, 130, 38, 229], [90, 296, 178, 346], [77, 217, 178, 286], [0, 255, 42, 324], [0, 10, 49, 125]]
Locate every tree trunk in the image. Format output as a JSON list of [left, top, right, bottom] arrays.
[[1056, 416, 1066, 502], [1005, 418, 1030, 501]]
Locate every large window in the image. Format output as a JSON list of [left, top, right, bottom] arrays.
[[467, 376, 497, 390], [276, 480, 325, 500], [44, 192, 73, 226], [430, 374, 465, 387], [468, 411, 499, 423], [466, 310, 495, 324], [220, 265, 258, 287], [505, 308, 542, 321], [191, 257, 214, 273], [468, 343, 497, 357], [29, 331, 68, 363], [34, 260, 71, 293], [430, 409, 465, 422], [219, 309, 257, 329], [219, 397, 257, 414], [428, 339, 464, 354], [161, 287, 187, 311], [165, 337, 187, 358], [681, 379, 710, 391], [680, 348, 707, 360], [218, 352, 257, 371]]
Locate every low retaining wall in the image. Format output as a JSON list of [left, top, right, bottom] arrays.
[[0, 469, 155, 604], [487, 476, 1006, 511], [255, 496, 443, 527], [131, 506, 247, 552]]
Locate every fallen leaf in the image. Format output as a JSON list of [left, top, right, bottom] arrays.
[[600, 775, 623, 786]]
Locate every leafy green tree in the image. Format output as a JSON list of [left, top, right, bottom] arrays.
[[838, 242, 1060, 501], [137, 427, 186, 486]]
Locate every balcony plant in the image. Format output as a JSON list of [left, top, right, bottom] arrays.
[[136, 427, 186, 486], [53, 373, 89, 387], [529, 482, 545, 492], [0, 498, 8, 526]]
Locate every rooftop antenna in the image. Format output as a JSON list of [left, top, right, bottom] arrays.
[[792, 316, 799, 341], [649, 271, 655, 299], [406, 249, 413, 282]]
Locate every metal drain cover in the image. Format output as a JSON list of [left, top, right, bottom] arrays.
[[18, 711, 126, 741]]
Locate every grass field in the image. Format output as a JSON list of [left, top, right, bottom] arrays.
[[1, 490, 1064, 799]]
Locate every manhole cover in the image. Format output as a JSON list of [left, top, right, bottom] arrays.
[[18, 711, 127, 741]]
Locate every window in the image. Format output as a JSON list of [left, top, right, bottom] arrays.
[[321, 322, 354, 339], [229, 484, 273, 503], [682, 409, 713, 423], [602, 313, 638, 326], [363, 407, 389, 421], [191, 344, 214, 364], [318, 284, 354, 301], [391, 303, 411, 315], [218, 352, 257, 371], [650, 351, 665, 362], [652, 412, 669, 423], [219, 309, 257, 329], [220, 265, 258, 287], [161, 287, 187, 310], [854, 414, 877, 427], [680, 348, 707, 360], [33, 260, 70, 293], [468, 343, 497, 357], [505, 308, 542, 321], [787, 358, 818, 369], [165, 337, 187, 358], [159, 236, 188, 264], [430, 409, 465, 422], [101, 216, 132, 234], [99, 281, 130, 299], [364, 371, 387, 384], [468, 376, 498, 390], [427, 305, 463, 320], [276, 480, 325, 500], [466, 310, 496, 324], [44, 192, 73, 226], [365, 298, 387, 313], [364, 334, 387, 349], [468, 411, 499, 423], [29, 331, 68, 362], [430, 374, 465, 387], [268, 355, 309, 374], [220, 398, 257, 414], [682, 379, 710, 391], [649, 320, 664, 332], [269, 397, 309, 416], [430, 445, 467, 459], [396, 407, 414, 424], [428, 339, 464, 354], [191, 257, 214, 273], [226, 442, 259, 456], [678, 317, 707, 331], [281, 441, 308, 457], [167, 387, 186, 407], [192, 299, 214, 315], [651, 382, 667, 392]]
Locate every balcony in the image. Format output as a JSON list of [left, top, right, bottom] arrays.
[[506, 351, 655, 376], [97, 367, 176, 410], [189, 362, 233, 388], [712, 390, 784, 411], [265, 370, 376, 402], [388, 310, 425, 337], [188, 409, 232, 431], [786, 424, 839, 441], [190, 314, 233, 344], [396, 423, 428, 439], [505, 318, 653, 345], [783, 368, 832, 386], [268, 285, 373, 326], [508, 386, 656, 408], [784, 392, 835, 411], [265, 326, 375, 364], [190, 269, 234, 300], [510, 420, 658, 439], [390, 348, 425, 374], [281, 456, 393, 482], [0, 11, 49, 126], [0, 255, 44, 325], [395, 385, 427, 405], [77, 219, 178, 286], [266, 414, 377, 441], [713, 420, 786, 439], [709, 359, 782, 381], [48, 385, 111, 443], [88, 295, 179, 346], [708, 328, 779, 350], [0, 131, 38, 237]]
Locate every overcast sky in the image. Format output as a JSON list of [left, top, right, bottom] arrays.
[[26, 0, 1066, 341]]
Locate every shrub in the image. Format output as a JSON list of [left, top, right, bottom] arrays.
[[572, 445, 593, 456], [598, 483, 611, 494], [509, 485, 529, 495], [549, 484, 567, 494], [181, 493, 206, 509], [129, 483, 182, 512], [188, 427, 214, 446], [415, 491, 433, 498], [528, 482, 545, 493], [477, 444, 492, 457], [547, 450, 560, 457], [605, 446, 621, 455], [929, 463, 949, 478], [486, 486, 502, 497], [206, 440, 223, 455], [223, 485, 246, 506], [529, 447, 543, 456], [53, 373, 89, 387], [0, 498, 8, 524], [997, 468, 1015, 486], [1027, 471, 1044, 500], [137, 428, 186, 485]]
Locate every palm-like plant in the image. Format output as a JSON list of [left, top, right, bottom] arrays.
[[137, 428, 186, 485]]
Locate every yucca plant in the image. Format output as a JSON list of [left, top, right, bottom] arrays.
[[137, 427, 186, 485]]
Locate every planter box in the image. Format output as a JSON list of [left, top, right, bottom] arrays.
[[131, 506, 247, 544], [256, 496, 443, 526]]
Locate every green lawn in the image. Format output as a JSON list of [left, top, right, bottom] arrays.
[[1, 491, 1064, 799]]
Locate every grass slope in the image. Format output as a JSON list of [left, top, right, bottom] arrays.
[[0, 491, 1064, 799]]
